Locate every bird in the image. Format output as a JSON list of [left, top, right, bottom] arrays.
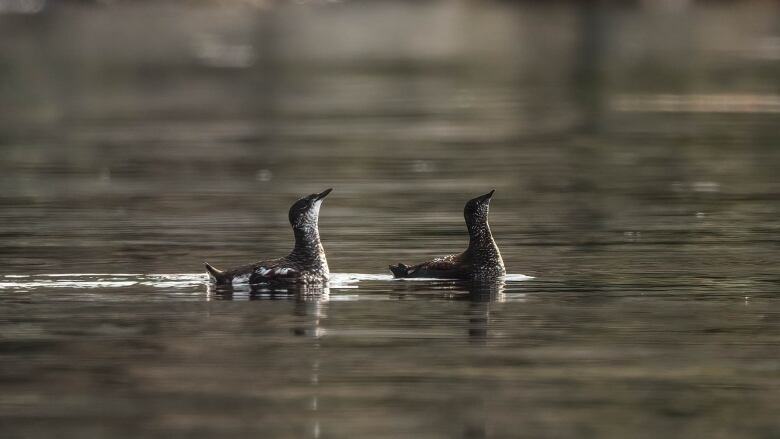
[[389, 190, 505, 280], [205, 188, 332, 285]]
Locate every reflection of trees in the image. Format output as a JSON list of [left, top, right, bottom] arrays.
[[572, 0, 606, 136]]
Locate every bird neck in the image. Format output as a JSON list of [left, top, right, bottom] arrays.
[[291, 227, 325, 264], [467, 221, 498, 255]]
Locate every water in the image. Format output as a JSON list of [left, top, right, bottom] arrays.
[[2, 1, 780, 438]]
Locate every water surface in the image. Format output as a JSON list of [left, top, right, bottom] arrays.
[[1, 1, 780, 438]]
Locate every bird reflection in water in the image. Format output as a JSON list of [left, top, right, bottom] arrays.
[[206, 281, 328, 438], [463, 279, 505, 341], [204, 278, 507, 438], [206, 282, 330, 302], [206, 278, 507, 341], [290, 292, 326, 439], [386, 278, 506, 302], [386, 278, 507, 339], [386, 278, 505, 438]]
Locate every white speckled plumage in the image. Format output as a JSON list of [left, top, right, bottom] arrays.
[[231, 273, 251, 284], [205, 189, 332, 286]]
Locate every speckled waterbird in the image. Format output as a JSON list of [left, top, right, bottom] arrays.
[[205, 188, 332, 285], [389, 190, 505, 280]]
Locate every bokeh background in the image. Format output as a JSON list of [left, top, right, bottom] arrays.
[[1, 1, 780, 438], [2, 0, 778, 278]]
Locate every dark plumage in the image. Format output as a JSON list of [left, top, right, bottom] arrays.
[[389, 190, 505, 280], [205, 188, 332, 285]]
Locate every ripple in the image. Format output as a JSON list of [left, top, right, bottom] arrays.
[[0, 273, 533, 290]]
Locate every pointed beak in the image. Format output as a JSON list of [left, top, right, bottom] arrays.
[[314, 188, 333, 201], [478, 189, 495, 202]]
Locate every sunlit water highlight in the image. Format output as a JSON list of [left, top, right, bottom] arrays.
[[0, 273, 533, 300]]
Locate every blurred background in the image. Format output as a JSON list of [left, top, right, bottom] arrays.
[[2, 0, 778, 277], [1, 2, 780, 438]]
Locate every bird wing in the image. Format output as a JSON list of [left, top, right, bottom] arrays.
[[249, 259, 299, 283], [406, 254, 471, 279]]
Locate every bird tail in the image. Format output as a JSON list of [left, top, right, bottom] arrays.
[[205, 262, 228, 284], [389, 263, 410, 278]]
